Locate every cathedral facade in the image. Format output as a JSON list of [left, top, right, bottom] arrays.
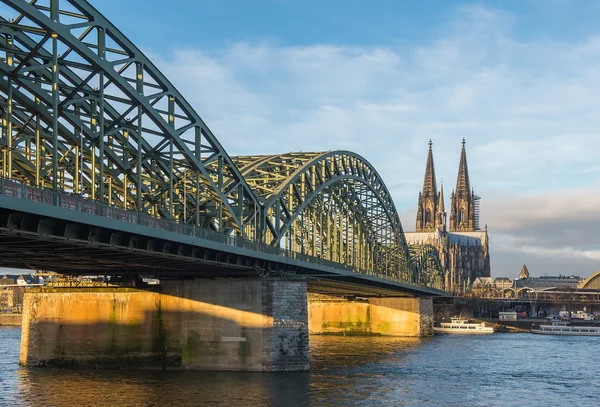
[[406, 140, 491, 293]]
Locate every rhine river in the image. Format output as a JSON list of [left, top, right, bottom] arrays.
[[0, 327, 598, 406]]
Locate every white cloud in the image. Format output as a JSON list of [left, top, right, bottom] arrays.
[[483, 187, 600, 276], [150, 5, 600, 278]]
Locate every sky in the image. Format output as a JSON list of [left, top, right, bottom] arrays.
[[6, 0, 600, 278]]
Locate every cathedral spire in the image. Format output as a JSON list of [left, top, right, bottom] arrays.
[[416, 140, 442, 232], [437, 180, 446, 232], [449, 139, 477, 232], [455, 138, 471, 197], [422, 139, 437, 196]]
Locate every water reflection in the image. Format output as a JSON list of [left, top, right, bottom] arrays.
[[12, 336, 425, 407], [309, 336, 427, 407], [3, 329, 599, 407], [17, 369, 310, 407]]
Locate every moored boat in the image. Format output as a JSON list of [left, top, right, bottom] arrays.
[[531, 320, 600, 336], [434, 318, 495, 334]]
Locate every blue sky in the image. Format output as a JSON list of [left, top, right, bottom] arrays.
[[102, 0, 600, 278], [102, 0, 600, 48], [4, 0, 600, 278]]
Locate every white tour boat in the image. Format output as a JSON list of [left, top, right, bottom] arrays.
[[531, 321, 600, 336], [434, 318, 495, 334]]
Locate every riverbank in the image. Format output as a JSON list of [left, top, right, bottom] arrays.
[[0, 313, 22, 326]]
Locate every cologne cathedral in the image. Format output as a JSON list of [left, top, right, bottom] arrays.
[[404, 140, 491, 293]]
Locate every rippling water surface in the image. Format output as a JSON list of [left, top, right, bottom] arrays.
[[1, 327, 599, 406]]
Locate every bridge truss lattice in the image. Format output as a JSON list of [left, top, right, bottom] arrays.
[[410, 244, 445, 290], [0, 0, 261, 238], [0, 0, 440, 288], [231, 152, 413, 282]]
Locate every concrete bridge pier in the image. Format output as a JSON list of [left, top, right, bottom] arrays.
[[20, 280, 309, 371], [20, 281, 435, 371], [308, 294, 434, 336]]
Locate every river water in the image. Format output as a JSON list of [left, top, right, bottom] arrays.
[[1, 327, 598, 406]]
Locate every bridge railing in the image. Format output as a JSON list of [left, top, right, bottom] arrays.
[[0, 178, 435, 291]]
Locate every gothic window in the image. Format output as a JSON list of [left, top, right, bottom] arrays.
[[459, 209, 465, 223], [425, 209, 432, 224]]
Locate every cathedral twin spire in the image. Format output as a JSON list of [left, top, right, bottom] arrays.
[[422, 140, 437, 197], [416, 139, 478, 233], [415, 140, 446, 232], [449, 139, 477, 232], [455, 138, 471, 199]]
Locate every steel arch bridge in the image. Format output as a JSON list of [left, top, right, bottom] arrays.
[[411, 244, 445, 290], [231, 152, 412, 281], [0, 0, 442, 290]]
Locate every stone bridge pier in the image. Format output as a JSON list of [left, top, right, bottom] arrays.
[[20, 280, 433, 371], [308, 294, 434, 337]]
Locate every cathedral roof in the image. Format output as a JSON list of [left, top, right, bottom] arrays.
[[404, 231, 439, 245], [404, 230, 487, 246], [448, 232, 485, 246], [519, 264, 530, 279]]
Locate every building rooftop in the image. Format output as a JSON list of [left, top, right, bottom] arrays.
[[404, 230, 487, 247], [519, 264, 530, 279], [0, 273, 44, 286], [473, 277, 493, 286], [514, 275, 582, 289]]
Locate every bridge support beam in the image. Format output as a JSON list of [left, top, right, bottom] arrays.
[[20, 280, 309, 371], [308, 294, 434, 336]]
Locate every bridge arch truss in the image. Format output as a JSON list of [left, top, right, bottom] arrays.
[[0, 1, 444, 289], [411, 244, 445, 290], [0, 0, 262, 238], [231, 151, 413, 281]]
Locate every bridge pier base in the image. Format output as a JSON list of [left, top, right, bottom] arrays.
[[308, 294, 434, 336], [20, 279, 309, 371]]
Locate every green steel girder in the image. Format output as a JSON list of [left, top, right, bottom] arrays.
[[412, 244, 445, 290], [0, 1, 444, 290], [230, 151, 414, 283], [0, 0, 264, 237]]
